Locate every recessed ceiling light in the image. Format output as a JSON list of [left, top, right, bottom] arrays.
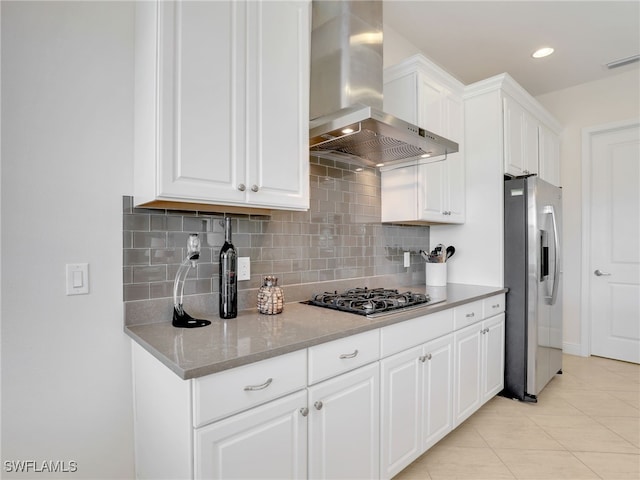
[[532, 47, 554, 59], [376, 163, 385, 168], [342, 128, 354, 134]]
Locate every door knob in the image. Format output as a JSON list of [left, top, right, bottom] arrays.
[[594, 269, 611, 276]]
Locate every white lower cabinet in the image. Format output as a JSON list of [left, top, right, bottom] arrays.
[[380, 334, 453, 479], [132, 295, 505, 480], [194, 390, 308, 479], [453, 322, 483, 426], [308, 363, 380, 480], [453, 312, 505, 427], [194, 357, 381, 480], [481, 313, 506, 403]]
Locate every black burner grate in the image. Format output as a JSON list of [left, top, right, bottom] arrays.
[[306, 287, 430, 316]]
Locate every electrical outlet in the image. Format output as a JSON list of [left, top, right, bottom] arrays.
[[238, 257, 251, 281], [403, 251, 411, 268]]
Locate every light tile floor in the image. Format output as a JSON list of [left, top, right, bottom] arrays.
[[393, 354, 640, 480]]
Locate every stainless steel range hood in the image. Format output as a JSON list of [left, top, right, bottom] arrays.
[[309, 0, 458, 167]]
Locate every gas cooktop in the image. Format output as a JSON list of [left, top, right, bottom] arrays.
[[305, 287, 441, 318]]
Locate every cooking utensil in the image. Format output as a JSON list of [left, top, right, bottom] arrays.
[[429, 244, 446, 263], [446, 246, 455, 260]]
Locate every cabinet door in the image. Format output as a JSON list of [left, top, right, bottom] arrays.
[[523, 109, 539, 175], [380, 164, 419, 223], [443, 152, 465, 223], [443, 94, 465, 222], [417, 75, 446, 136], [422, 334, 454, 450], [156, 0, 246, 204], [245, 0, 310, 210], [453, 323, 482, 427], [418, 160, 446, 221], [383, 72, 419, 125], [504, 95, 539, 177], [194, 390, 307, 479], [482, 313, 505, 403], [380, 347, 422, 479], [538, 124, 561, 186], [503, 95, 525, 177], [308, 363, 380, 480]]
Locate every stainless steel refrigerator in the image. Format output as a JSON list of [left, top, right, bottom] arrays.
[[503, 176, 563, 402]]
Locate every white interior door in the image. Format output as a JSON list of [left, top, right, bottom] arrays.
[[586, 121, 640, 363]]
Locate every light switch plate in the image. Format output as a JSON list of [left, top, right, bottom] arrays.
[[238, 257, 250, 281], [66, 263, 89, 295]]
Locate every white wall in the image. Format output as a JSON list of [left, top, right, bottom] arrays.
[[1, 2, 135, 477], [383, 23, 421, 68], [535, 68, 640, 355]]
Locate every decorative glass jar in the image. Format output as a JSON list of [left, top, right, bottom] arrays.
[[257, 276, 284, 315]]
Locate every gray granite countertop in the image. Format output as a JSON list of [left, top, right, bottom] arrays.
[[125, 283, 507, 380]]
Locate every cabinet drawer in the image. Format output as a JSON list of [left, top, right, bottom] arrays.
[[483, 294, 505, 318], [453, 300, 483, 330], [380, 309, 453, 358], [308, 330, 380, 385], [193, 349, 307, 427]]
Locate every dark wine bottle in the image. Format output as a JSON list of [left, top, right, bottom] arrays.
[[219, 216, 237, 319]]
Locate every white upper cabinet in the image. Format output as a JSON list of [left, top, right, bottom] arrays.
[[538, 123, 561, 187], [501, 87, 562, 186], [381, 55, 465, 224], [134, 0, 310, 212], [503, 94, 539, 177]]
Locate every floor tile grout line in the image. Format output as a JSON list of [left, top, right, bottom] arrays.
[[566, 449, 605, 479]]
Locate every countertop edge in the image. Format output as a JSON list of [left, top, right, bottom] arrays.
[[126, 284, 508, 380]]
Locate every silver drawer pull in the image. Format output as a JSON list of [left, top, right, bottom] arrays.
[[243, 378, 273, 391], [492, 304, 500, 309], [465, 312, 475, 318], [419, 353, 432, 362], [339, 349, 359, 359]]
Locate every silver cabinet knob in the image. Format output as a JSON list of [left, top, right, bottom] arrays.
[[314, 401, 323, 410], [238, 184, 246, 192], [419, 353, 432, 362], [594, 269, 611, 276], [465, 312, 475, 318], [251, 184, 259, 192], [299, 407, 309, 417]]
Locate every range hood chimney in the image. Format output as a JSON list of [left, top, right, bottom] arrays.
[[309, 0, 458, 167]]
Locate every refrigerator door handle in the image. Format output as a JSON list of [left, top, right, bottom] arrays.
[[543, 205, 560, 305]]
